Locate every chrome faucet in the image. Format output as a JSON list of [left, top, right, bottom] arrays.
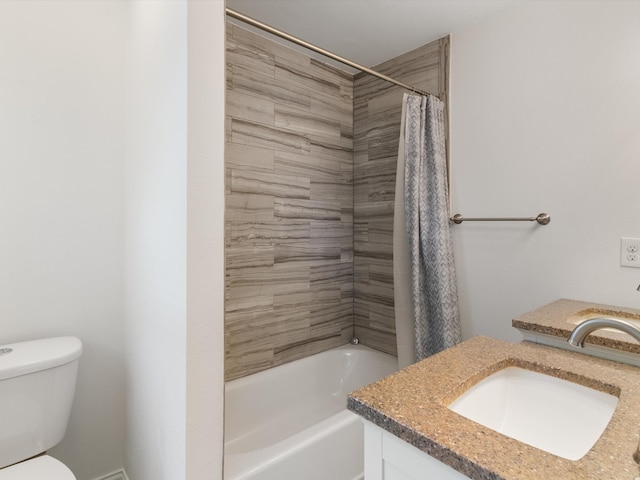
[[569, 316, 640, 467], [568, 317, 640, 347]]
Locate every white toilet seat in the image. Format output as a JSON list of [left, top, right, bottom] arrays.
[[0, 455, 76, 479]]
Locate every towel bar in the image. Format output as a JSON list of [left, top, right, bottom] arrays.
[[450, 213, 551, 225]]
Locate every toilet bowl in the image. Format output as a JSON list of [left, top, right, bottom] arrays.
[[0, 337, 82, 479], [0, 455, 75, 480]]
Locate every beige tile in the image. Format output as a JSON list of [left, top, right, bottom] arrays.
[[226, 40, 275, 79], [274, 244, 342, 266], [274, 198, 341, 221], [275, 56, 339, 98], [226, 89, 275, 125], [228, 220, 310, 247], [226, 143, 275, 173], [230, 169, 310, 199], [275, 104, 342, 139], [231, 64, 311, 110], [225, 22, 448, 380], [275, 151, 351, 183], [226, 246, 274, 269], [231, 118, 310, 154], [226, 194, 275, 223]]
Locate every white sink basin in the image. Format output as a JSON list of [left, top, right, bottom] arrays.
[[448, 367, 618, 460]]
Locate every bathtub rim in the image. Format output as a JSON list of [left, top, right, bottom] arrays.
[[224, 342, 397, 389]]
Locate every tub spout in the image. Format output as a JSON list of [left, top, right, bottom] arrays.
[[568, 317, 640, 348]]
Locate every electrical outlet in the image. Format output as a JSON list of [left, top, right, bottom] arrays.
[[621, 238, 640, 268]]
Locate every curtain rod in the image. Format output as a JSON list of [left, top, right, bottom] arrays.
[[225, 7, 431, 97]]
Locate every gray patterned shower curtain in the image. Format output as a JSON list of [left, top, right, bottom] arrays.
[[393, 93, 461, 366]]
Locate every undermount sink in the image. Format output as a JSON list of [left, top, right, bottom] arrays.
[[448, 367, 618, 460]]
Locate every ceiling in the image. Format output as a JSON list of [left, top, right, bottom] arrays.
[[226, 0, 524, 73]]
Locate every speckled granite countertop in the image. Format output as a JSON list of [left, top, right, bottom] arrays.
[[348, 336, 640, 480], [513, 299, 640, 354]]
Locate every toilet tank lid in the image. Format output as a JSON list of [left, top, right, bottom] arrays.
[[0, 337, 82, 381]]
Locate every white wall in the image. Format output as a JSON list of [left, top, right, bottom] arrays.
[[0, 1, 127, 478], [0, 1, 224, 479], [125, 1, 225, 479], [125, 2, 187, 479], [186, 1, 226, 478], [450, 1, 640, 342]]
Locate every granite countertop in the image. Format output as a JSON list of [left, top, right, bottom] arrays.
[[348, 336, 640, 480], [513, 299, 640, 354]]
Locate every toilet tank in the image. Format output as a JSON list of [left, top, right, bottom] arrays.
[[0, 337, 82, 468]]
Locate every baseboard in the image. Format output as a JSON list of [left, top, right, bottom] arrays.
[[94, 469, 129, 480]]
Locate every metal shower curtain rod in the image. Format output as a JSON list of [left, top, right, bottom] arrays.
[[225, 7, 431, 97]]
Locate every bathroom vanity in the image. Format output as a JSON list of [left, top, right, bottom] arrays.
[[348, 300, 640, 480], [513, 298, 640, 366]]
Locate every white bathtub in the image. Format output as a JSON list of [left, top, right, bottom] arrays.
[[223, 344, 398, 480]]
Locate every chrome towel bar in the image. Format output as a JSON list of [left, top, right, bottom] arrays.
[[450, 213, 551, 225]]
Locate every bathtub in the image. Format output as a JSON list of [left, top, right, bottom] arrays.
[[223, 344, 398, 480]]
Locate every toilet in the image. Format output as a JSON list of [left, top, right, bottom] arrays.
[[0, 336, 82, 479]]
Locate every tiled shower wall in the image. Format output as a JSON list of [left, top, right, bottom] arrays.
[[225, 24, 355, 380], [353, 38, 450, 355], [225, 22, 449, 380]]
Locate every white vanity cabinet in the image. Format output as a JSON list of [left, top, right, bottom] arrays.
[[364, 421, 471, 480]]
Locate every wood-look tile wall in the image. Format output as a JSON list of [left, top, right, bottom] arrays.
[[225, 21, 449, 379], [353, 37, 450, 355], [225, 24, 355, 380]]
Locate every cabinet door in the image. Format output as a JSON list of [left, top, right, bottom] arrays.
[[383, 461, 415, 480], [364, 421, 471, 480]]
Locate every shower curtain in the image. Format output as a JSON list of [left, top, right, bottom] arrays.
[[393, 93, 461, 367]]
